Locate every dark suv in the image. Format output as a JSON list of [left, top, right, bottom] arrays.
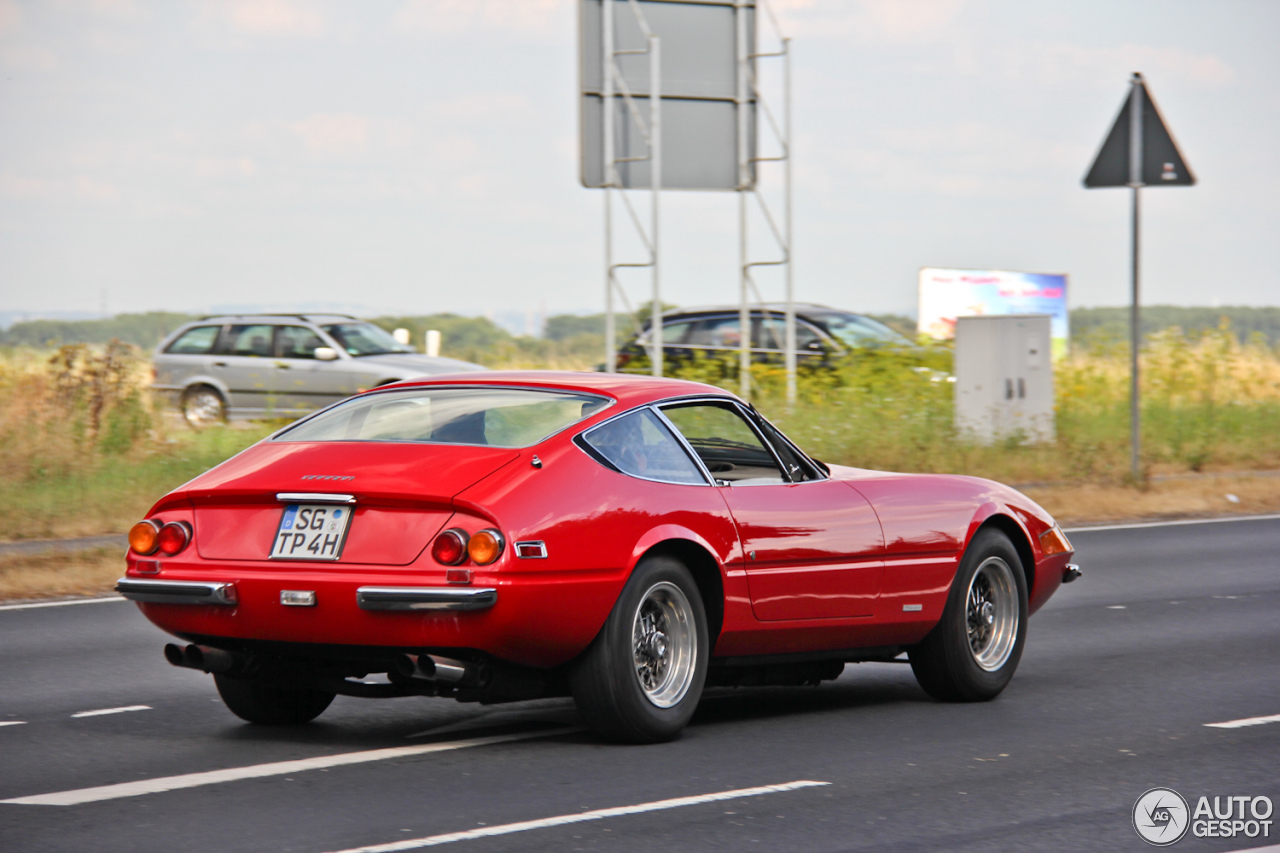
[[615, 304, 913, 371], [154, 314, 485, 427]]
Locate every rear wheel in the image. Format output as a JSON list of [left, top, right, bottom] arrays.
[[909, 528, 1028, 702], [570, 555, 708, 743], [213, 674, 334, 725], [182, 386, 226, 429]]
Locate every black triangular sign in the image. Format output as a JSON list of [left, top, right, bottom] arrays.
[[1084, 76, 1195, 188]]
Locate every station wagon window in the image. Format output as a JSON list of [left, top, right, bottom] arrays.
[[661, 403, 785, 485], [276, 326, 326, 359], [686, 317, 742, 349], [579, 409, 706, 485], [755, 317, 824, 352], [274, 387, 610, 447], [218, 324, 275, 357], [165, 325, 220, 355]]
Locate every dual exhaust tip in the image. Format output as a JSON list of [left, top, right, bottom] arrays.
[[164, 643, 474, 685]]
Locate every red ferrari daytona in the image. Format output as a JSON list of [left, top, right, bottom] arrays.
[[118, 372, 1079, 743]]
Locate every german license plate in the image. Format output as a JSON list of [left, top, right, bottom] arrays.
[[269, 505, 353, 561]]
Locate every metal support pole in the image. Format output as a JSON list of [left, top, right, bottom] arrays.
[[736, 0, 751, 399], [1127, 73, 1143, 481], [650, 35, 662, 377], [602, 0, 616, 373], [783, 37, 795, 406]]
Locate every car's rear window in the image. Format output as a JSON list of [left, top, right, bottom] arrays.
[[274, 387, 612, 447]]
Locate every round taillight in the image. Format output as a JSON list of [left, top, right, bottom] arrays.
[[467, 529, 504, 566], [431, 529, 469, 566], [129, 520, 161, 555], [157, 521, 191, 556]]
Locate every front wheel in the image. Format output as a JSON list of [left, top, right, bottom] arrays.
[[213, 674, 335, 725], [570, 555, 709, 743], [909, 528, 1028, 702]]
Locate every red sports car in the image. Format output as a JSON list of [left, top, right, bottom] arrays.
[[118, 372, 1079, 743]]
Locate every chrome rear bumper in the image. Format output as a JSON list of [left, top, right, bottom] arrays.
[[356, 586, 497, 611], [115, 578, 238, 606]]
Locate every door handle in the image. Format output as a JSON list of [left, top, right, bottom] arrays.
[[275, 362, 290, 369], [213, 361, 227, 368]]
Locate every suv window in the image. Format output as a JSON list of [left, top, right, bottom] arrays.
[[165, 325, 220, 355], [687, 317, 742, 349], [217, 324, 275, 357], [661, 402, 785, 484], [755, 316, 824, 351], [276, 325, 327, 360]]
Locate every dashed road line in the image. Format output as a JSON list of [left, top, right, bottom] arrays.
[[1205, 713, 1280, 729], [1, 727, 579, 806], [0, 721, 27, 728], [0, 596, 125, 612], [322, 780, 831, 853], [71, 705, 151, 719]]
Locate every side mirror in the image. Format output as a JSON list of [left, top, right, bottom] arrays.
[[314, 347, 339, 361]]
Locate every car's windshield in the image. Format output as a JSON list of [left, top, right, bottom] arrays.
[[274, 387, 611, 447], [321, 322, 416, 356], [814, 313, 912, 348]]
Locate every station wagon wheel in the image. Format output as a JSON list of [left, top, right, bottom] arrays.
[[571, 555, 709, 743], [213, 673, 335, 725], [908, 528, 1028, 702], [182, 386, 226, 429]]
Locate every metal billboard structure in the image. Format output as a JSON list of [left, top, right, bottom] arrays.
[[580, 0, 794, 400]]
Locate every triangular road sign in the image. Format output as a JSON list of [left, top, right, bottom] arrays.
[[1084, 73, 1195, 188]]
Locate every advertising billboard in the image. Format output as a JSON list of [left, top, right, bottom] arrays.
[[918, 268, 1069, 358]]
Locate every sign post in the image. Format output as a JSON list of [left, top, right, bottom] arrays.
[[1084, 72, 1195, 480]]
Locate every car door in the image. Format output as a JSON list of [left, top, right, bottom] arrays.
[[210, 323, 278, 415], [272, 325, 362, 413], [660, 400, 885, 620]]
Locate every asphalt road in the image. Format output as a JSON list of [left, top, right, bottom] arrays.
[[2, 517, 1277, 853]]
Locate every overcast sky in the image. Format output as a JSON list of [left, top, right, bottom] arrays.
[[1, 0, 1277, 325]]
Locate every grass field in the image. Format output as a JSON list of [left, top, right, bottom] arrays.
[[2, 327, 1277, 547]]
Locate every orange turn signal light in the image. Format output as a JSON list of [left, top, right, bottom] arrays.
[[467, 529, 505, 566], [1039, 525, 1072, 557], [129, 520, 162, 555]]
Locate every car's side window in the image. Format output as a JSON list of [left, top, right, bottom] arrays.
[[660, 403, 785, 485], [580, 409, 707, 485], [276, 326, 326, 360], [165, 325, 220, 354], [686, 317, 741, 349], [754, 317, 824, 352], [751, 412, 822, 481], [655, 321, 694, 345], [217, 324, 275, 357]]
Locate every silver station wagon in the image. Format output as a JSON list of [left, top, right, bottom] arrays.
[[153, 314, 485, 427]]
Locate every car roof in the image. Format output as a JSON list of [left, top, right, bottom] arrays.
[[192, 314, 361, 323], [380, 370, 740, 409], [656, 303, 848, 318]]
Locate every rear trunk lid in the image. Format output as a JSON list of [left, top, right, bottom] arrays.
[[182, 441, 518, 565]]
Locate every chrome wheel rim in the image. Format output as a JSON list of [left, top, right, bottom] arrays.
[[184, 390, 223, 428], [632, 581, 696, 708], [966, 557, 1018, 671]]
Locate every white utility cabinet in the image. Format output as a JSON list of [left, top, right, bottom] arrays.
[[954, 314, 1054, 443]]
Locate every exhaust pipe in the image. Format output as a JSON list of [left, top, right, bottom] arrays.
[[163, 643, 238, 674], [394, 653, 472, 684]]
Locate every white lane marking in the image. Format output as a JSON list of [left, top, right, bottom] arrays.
[[1, 727, 578, 806], [1064, 513, 1280, 533], [1221, 846, 1280, 853], [1106, 605, 1127, 610], [0, 596, 126, 612], [323, 780, 831, 853], [71, 705, 151, 719], [0, 721, 27, 728], [1205, 713, 1280, 729]]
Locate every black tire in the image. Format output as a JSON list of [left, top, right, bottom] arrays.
[[909, 528, 1028, 702], [570, 555, 709, 743], [182, 386, 226, 429], [213, 674, 335, 725]]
